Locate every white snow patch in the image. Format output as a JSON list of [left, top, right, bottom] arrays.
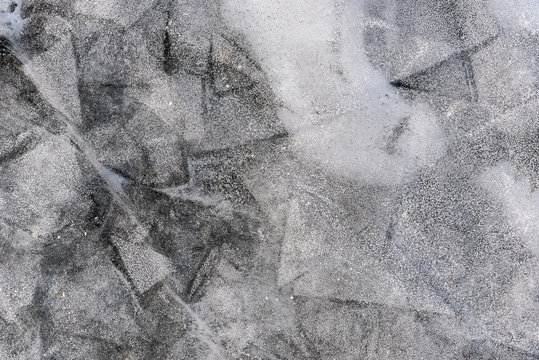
[[490, 0, 539, 36], [0, 0, 26, 40], [221, 0, 445, 185], [480, 163, 539, 257]]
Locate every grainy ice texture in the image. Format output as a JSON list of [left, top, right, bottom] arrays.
[[0, 0, 538, 359]]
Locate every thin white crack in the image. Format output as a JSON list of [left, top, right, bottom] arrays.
[[162, 283, 228, 360]]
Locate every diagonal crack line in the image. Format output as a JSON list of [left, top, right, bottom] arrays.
[[162, 283, 229, 359], [63, 121, 143, 229], [186, 246, 221, 302], [8, 42, 145, 233], [6, 40, 156, 302]]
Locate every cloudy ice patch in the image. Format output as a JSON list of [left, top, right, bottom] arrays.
[[480, 163, 539, 257], [0, 0, 26, 40], [221, 0, 445, 185], [490, 0, 539, 36]]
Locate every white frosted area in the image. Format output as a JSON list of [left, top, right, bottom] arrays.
[[490, 0, 539, 35], [0, 0, 26, 39], [222, 0, 445, 185], [480, 163, 539, 257]]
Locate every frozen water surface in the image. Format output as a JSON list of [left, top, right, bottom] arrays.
[[0, 0, 538, 359]]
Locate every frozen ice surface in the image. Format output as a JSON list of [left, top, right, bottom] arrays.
[[0, 0, 26, 40], [0, 0, 538, 359]]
